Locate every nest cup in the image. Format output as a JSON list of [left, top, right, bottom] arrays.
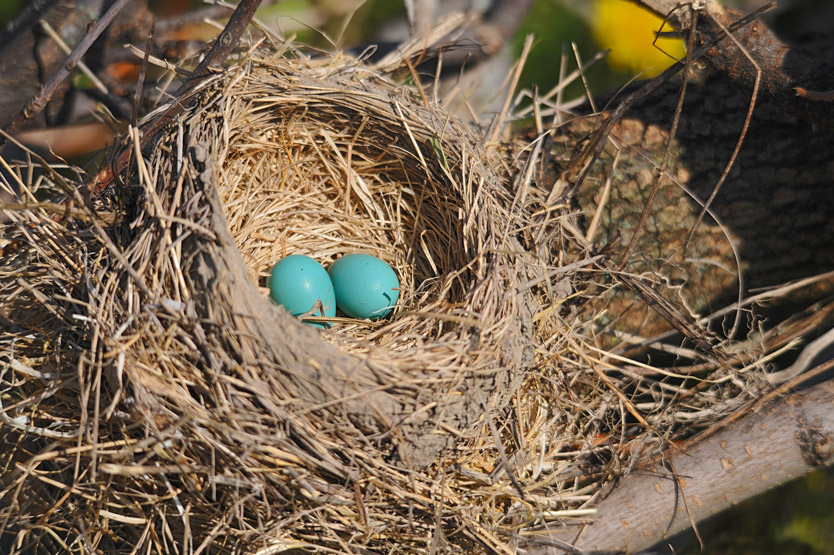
[[0, 52, 543, 552], [193, 55, 539, 461]]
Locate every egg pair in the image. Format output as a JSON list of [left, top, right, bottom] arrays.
[[268, 254, 399, 327]]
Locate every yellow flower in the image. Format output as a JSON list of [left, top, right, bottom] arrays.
[[592, 0, 686, 77]]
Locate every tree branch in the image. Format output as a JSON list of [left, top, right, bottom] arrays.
[[630, 0, 834, 128], [2, 0, 134, 137], [183, 0, 262, 84], [526, 378, 834, 553], [90, 0, 263, 197]]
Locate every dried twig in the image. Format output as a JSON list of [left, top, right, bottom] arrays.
[[91, 0, 263, 197], [184, 0, 262, 84], [2, 0, 134, 138]]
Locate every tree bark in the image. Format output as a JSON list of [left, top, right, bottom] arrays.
[[525, 379, 834, 553], [565, 69, 834, 340], [632, 0, 834, 128]]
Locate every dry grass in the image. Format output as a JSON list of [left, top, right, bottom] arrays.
[[0, 35, 829, 555]]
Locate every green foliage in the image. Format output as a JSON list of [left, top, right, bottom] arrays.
[[0, 0, 24, 26], [513, 0, 629, 104]]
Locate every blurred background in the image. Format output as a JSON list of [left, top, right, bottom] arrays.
[[1, 0, 832, 552]]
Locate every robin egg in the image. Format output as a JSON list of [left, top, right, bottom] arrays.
[[268, 255, 335, 328], [329, 254, 399, 320]]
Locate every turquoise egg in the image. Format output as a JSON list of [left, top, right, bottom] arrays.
[[329, 254, 399, 320], [268, 255, 335, 328]]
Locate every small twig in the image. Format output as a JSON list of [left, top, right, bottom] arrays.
[[39, 19, 109, 96], [616, 3, 700, 268], [91, 0, 263, 197], [3, 0, 134, 138], [183, 0, 262, 87], [1, 0, 55, 39], [132, 19, 156, 127]]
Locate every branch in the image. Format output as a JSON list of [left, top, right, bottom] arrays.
[[90, 0, 263, 197], [526, 378, 834, 553], [2, 0, 134, 137], [631, 0, 834, 128], [183, 0, 262, 84]]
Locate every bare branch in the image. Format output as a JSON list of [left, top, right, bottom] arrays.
[[526, 378, 834, 553], [90, 0, 264, 197], [184, 0, 262, 84], [2, 0, 134, 137]]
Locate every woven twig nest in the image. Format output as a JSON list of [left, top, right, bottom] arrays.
[[2, 37, 797, 555], [0, 50, 547, 552]]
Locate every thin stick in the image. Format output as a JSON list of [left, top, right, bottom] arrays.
[[684, 10, 761, 252], [39, 19, 108, 95], [183, 0, 262, 86], [616, 4, 700, 268], [3, 0, 134, 138], [91, 0, 264, 197]]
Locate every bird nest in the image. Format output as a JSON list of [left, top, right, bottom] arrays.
[[0, 49, 546, 553], [0, 45, 784, 554]]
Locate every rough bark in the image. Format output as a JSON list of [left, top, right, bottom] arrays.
[[633, 0, 834, 128], [566, 69, 834, 339], [525, 379, 834, 553]]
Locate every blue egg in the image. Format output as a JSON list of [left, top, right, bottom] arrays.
[[268, 255, 335, 328], [329, 254, 399, 320]]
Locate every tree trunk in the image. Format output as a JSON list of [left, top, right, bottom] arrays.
[[566, 69, 834, 340]]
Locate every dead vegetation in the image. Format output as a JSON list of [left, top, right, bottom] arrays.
[[1, 4, 833, 554]]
